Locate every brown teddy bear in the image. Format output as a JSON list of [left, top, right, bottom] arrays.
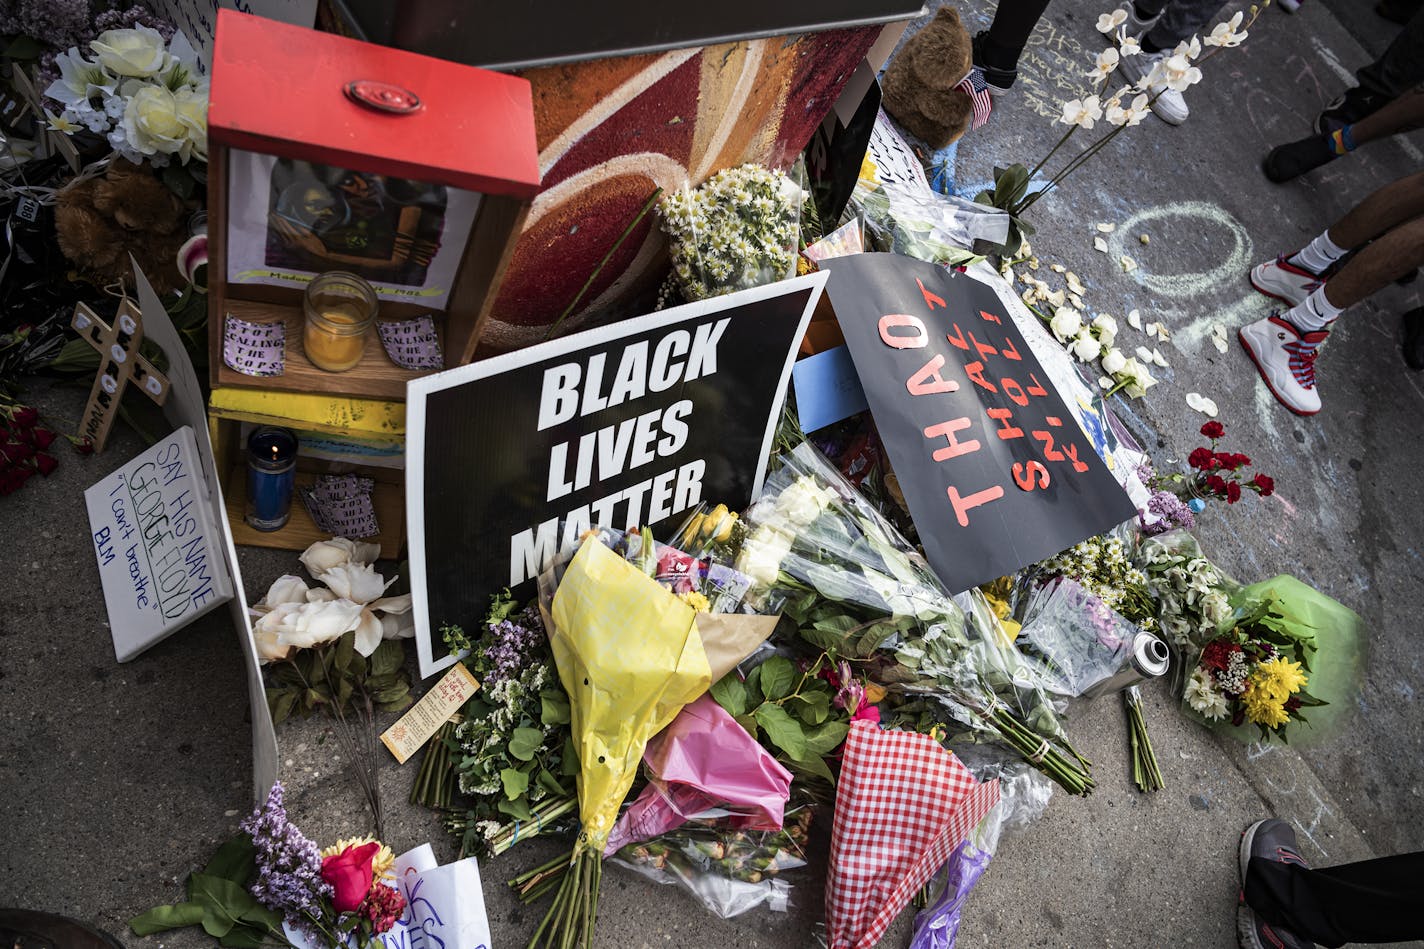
[[54, 158, 193, 294], [881, 6, 978, 150]]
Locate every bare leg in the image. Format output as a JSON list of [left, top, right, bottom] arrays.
[[1264, 83, 1424, 182], [1347, 82, 1424, 145], [1328, 170, 1424, 248], [1324, 214, 1424, 307]]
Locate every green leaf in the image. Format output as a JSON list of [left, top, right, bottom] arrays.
[[735, 713, 759, 738], [785, 751, 835, 784], [754, 703, 807, 760], [188, 872, 256, 939], [537, 768, 565, 797], [497, 796, 533, 820], [802, 720, 851, 757], [129, 902, 205, 935], [3, 36, 44, 59], [238, 903, 284, 930], [333, 630, 354, 673], [376, 696, 413, 713], [710, 673, 749, 716], [789, 690, 830, 725], [219, 924, 269, 948], [540, 690, 570, 726], [500, 767, 530, 799], [759, 656, 796, 700], [374, 683, 410, 705], [267, 688, 298, 725], [371, 640, 405, 677], [203, 834, 256, 885], [508, 726, 544, 762]]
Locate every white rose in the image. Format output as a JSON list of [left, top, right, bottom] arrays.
[[776, 477, 831, 526], [736, 530, 792, 588], [1049, 306, 1083, 342], [253, 574, 309, 617], [253, 599, 364, 656], [173, 86, 207, 161], [316, 562, 392, 604], [1092, 314, 1118, 337], [92, 25, 169, 77], [122, 85, 187, 157], [1101, 347, 1127, 375], [1071, 334, 1102, 362], [299, 537, 380, 576]]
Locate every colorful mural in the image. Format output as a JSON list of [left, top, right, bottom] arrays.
[[478, 26, 881, 351]]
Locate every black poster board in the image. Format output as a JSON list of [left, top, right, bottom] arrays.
[[821, 253, 1135, 593], [407, 273, 826, 677]]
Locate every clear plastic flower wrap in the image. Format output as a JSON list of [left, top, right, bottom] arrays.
[[1136, 528, 1241, 660], [735, 441, 1094, 795], [849, 180, 1009, 267], [658, 163, 805, 303], [608, 807, 812, 919], [1013, 576, 1151, 697]]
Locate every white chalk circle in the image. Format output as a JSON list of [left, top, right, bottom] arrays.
[[119, 312, 137, 334], [110, 343, 127, 363], [101, 374, 118, 394], [145, 377, 163, 396], [1107, 201, 1253, 299]]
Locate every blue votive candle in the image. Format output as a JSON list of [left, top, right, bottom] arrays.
[[246, 427, 297, 531]]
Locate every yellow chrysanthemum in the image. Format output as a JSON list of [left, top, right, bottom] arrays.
[[321, 837, 395, 881], [1252, 657, 1309, 703], [678, 590, 711, 613], [1242, 687, 1290, 729]]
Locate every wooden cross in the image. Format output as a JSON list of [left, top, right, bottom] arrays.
[[71, 299, 171, 452], [6, 68, 81, 173]]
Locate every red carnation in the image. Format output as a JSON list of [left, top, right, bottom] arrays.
[[1227, 481, 1242, 504], [1253, 473, 1274, 497], [1231, 452, 1251, 468], [1201, 640, 1237, 671], [26, 428, 56, 451], [1188, 447, 1213, 469], [1214, 452, 1239, 471], [75, 437, 95, 455], [1200, 421, 1225, 439], [34, 452, 58, 476], [1206, 475, 1228, 495]]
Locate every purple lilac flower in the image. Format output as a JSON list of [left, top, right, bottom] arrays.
[[480, 606, 546, 689], [33, 5, 177, 92], [0, 0, 90, 49], [1141, 490, 1195, 535], [240, 783, 331, 934]]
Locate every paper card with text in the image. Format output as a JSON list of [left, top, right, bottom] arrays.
[[378, 315, 444, 369], [381, 663, 479, 764], [222, 314, 285, 377], [84, 425, 234, 661]]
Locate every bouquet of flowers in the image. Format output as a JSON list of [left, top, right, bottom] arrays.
[[1182, 595, 1324, 739], [130, 783, 406, 948], [736, 441, 1093, 794], [1138, 530, 1238, 654], [659, 163, 802, 302], [432, 591, 578, 858], [43, 22, 208, 170], [1150, 421, 1275, 508], [1032, 530, 1159, 635]]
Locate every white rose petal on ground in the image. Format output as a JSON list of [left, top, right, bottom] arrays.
[[1099, 375, 1115, 389], [1136, 345, 1156, 363], [1186, 392, 1219, 417], [1094, 236, 1109, 252], [1127, 308, 1143, 331], [1051, 263, 1066, 273], [1152, 348, 1170, 368], [1097, 222, 1116, 232]]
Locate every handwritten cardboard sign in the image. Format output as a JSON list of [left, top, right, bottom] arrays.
[[84, 425, 235, 661], [407, 273, 826, 678], [821, 253, 1135, 593]]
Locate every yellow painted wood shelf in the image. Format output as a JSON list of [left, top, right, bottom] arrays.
[[208, 386, 406, 440]]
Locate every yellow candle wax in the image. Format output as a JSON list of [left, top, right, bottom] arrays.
[[304, 303, 368, 372]]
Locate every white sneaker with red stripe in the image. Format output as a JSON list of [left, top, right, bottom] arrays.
[[1250, 256, 1325, 307], [1239, 315, 1327, 415]]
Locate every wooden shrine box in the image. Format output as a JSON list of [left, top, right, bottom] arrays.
[[206, 10, 540, 401]]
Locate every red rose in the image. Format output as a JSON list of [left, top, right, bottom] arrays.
[[34, 452, 58, 476], [1188, 447, 1213, 469], [27, 428, 56, 451], [1253, 473, 1274, 497], [320, 841, 380, 913], [10, 406, 38, 428], [1199, 421, 1225, 439], [2, 441, 34, 464], [1227, 482, 1242, 503]]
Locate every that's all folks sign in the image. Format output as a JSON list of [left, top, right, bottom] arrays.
[[84, 425, 234, 661], [821, 253, 1135, 592], [407, 274, 826, 677]]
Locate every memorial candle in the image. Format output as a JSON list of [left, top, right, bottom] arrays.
[[246, 427, 297, 531], [303, 272, 377, 372]]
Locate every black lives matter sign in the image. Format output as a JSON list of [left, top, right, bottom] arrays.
[[406, 274, 825, 677], [822, 253, 1134, 593]]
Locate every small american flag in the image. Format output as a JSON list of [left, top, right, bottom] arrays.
[[958, 69, 994, 130]]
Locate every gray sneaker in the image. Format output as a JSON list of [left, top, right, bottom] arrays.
[[1115, 49, 1189, 125], [1238, 820, 1316, 949]]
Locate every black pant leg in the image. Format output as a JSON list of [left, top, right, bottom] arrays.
[[1245, 852, 1424, 946], [985, 0, 1054, 63]]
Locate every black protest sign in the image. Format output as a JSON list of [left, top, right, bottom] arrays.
[[407, 273, 827, 677], [821, 253, 1135, 593]]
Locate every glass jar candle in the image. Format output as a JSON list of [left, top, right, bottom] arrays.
[[246, 426, 297, 531], [303, 272, 377, 372]]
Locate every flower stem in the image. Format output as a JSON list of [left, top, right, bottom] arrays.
[[546, 187, 662, 341]]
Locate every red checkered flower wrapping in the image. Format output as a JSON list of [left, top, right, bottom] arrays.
[[825, 722, 1001, 949]]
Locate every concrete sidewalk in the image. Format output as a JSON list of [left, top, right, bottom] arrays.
[[4, 0, 1423, 945]]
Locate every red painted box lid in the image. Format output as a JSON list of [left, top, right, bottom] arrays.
[[209, 10, 540, 198]]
